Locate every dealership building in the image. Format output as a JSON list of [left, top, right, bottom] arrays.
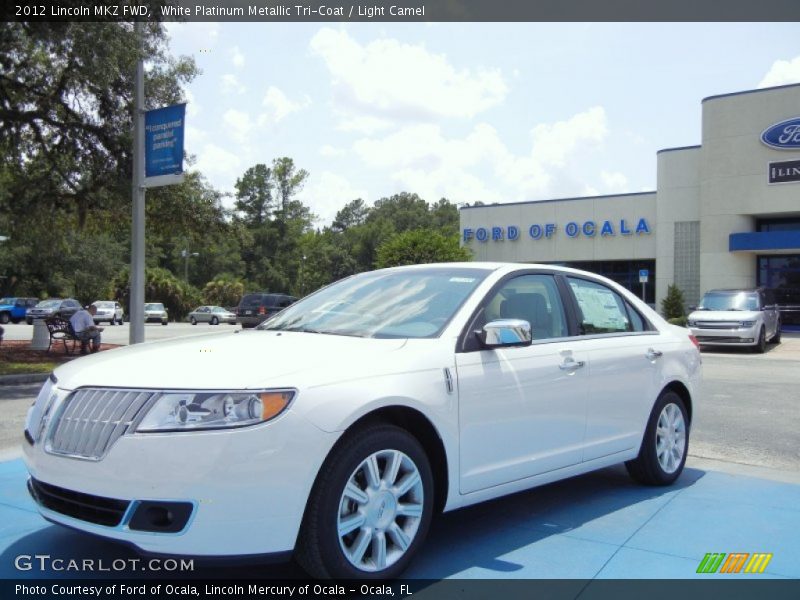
[[460, 83, 800, 325]]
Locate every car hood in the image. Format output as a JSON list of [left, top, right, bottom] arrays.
[[688, 310, 761, 321], [52, 330, 408, 390]]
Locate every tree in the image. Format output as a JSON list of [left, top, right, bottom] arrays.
[[332, 198, 369, 233], [375, 230, 472, 268], [661, 284, 686, 319], [234, 164, 274, 226], [0, 21, 198, 227], [109, 266, 201, 321], [203, 276, 245, 308]]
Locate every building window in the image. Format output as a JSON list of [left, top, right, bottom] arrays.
[[757, 255, 800, 326]]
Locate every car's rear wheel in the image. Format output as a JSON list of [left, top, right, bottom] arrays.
[[754, 326, 766, 353], [190, 317, 197, 325], [210, 317, 219, 325], [26, 318, 33, 325], [162, 320, 168, 326], [0, 312, 10, 324], [626, 390, 689, 486], [296, 424, 433, 579]]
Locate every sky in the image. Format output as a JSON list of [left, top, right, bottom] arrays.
[[162, 22, 800, 226]]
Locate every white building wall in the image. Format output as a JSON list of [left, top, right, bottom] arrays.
[[655, 146, 701, 309], [699, 85, 800, 292]]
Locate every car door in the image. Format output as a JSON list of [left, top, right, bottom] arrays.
[[198, 306, 211, 323], [455, 272, 588, 494], [563, 276, 667, 462]]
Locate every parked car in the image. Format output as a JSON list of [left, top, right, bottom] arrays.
[[0, 297, 38, 324], [25, 298, 82, 324], [144, 302, 168, 325], [188, 306, 237, 325], [92, 301, 124, 326], [687, 287, 781, 353], [23, 263, 701, 579], [236, 292, 297, 328]]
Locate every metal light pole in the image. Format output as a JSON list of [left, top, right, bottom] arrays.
[[129, 20, 146, 344], [181, 249, 199, 282]]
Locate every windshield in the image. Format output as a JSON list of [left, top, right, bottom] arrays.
[[259, 268, 488, 338], [698, 291, 759, 311], [94, 301, 114, 308], [145, 303, 164, 310], [37, 300, 61, 309]]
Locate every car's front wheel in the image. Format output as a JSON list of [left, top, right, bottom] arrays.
[[296, 424, 433, 579], [754, 326, 766, 353], [626, 390, 689, 486]]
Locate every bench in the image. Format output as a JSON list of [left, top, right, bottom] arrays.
[[44, 317, 80, 355]]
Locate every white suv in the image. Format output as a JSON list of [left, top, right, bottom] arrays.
[[91, 301, 124, 325], [687, 288, 781, 353]]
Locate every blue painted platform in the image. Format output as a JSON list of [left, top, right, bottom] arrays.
[[1, 458, 798, 579]]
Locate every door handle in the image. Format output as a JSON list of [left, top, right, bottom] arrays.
[[559, 359, 585, 372], [646, 348, 663, 361]]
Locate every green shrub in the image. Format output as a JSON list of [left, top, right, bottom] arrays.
[[667, 316, 688, 327], [661, 284, 686, 319]]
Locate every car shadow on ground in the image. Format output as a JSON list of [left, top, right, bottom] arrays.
[[0, 465, 705, 580]]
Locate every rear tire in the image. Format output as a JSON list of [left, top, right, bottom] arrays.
[[0, 312, 10, 324], [210, 317, 219, 325], [26, 318, 33, 325], [626, 390, 689, 486], [190, 317, 197, 325], [295, 424, 434, 579]]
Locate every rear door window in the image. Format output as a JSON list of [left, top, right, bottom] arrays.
[[568, 278, 636, 334]]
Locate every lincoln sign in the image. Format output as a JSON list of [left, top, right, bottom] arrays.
[[463, 218, 652, 243]]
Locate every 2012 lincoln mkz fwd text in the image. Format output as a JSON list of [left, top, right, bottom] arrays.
[[23, 263, 701, 578]]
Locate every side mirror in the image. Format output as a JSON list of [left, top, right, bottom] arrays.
[[478, 319, 532, 348], [688, 305, 697, 312]]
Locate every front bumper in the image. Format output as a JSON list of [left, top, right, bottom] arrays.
[[24, 395, 338, 556], [689, 325, 758, 346]]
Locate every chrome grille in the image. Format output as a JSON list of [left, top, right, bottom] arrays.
[[695, 321, 740, 329], [46, 389, 155, 460]]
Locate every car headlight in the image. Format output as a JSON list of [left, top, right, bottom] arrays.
[[136, 390, 295, 432], [740, 320, 756, 327]]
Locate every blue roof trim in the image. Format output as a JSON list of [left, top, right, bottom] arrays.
[[703, 82, 800, 104], [657, 145, 701, 154], [459, 191, 656, 211], [729, 230, 800, 252]]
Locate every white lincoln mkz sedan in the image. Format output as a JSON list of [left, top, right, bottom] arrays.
[[23, 263, 701, 578]]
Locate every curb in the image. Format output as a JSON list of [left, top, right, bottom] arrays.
[[0, 372, 48, 386]]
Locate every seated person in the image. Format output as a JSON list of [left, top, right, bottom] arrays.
[[69, 305, 104, 354]]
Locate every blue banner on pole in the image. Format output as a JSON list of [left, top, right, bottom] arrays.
[[144, 104, 185, 185]]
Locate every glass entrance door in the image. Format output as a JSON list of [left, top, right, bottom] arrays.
[[758, 255, 800, 327]]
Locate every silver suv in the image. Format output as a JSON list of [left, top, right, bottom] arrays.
[[687, 288, 781, 353]]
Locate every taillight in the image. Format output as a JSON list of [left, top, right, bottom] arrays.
[[258, 306, 265, 314], [688, 334, 700, 350]]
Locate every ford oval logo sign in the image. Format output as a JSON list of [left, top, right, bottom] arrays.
[[761, 117, 800, 150]]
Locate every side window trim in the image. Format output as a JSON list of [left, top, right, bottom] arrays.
[[562, 274, 655, 336], [456, 269, 577, 354]]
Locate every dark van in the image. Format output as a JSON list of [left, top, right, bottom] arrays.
[[236, 293, 297, 328]]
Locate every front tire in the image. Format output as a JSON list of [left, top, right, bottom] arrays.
[[296, 424, 434, 579], [771, 321, 781, 344], [754, 326, 766, 353], [26, 317, 33, 325], [626, 391, 689, 486], [0, 312, 10, 325]]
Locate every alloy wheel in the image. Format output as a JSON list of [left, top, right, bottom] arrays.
[[337, 449, 424, 572], [655, 403, 686, 474]]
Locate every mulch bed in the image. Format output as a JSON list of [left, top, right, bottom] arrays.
[[0, 339, 121, 365]]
